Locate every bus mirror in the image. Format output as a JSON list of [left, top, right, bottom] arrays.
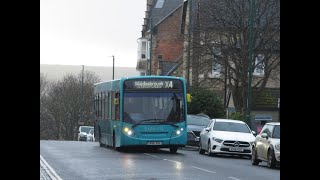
[[187, 93, 192, 103], [114, 98, 119, 105]]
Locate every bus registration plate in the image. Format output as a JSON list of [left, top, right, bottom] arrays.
[[147, 141, 162, 145]]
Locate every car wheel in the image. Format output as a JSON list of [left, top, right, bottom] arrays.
[[267, 149, 276, 168], [251, 147, 260, 165], [170, 147, 178, 153], [207, 141, 212, 156], [199, 141, 205, 154]]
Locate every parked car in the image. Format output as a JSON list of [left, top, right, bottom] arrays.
[[87, 129, 95, 142], [196, 113, 210, 119], [199, 119, 256, 158], [187, 114, 211, 146], [78, 126, 94, 141], [251, 122, 280, 168]]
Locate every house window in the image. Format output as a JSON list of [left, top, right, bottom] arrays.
[[141, 41, 147, 59], [212, 60, 221, 77], [253, 54, 265, 76]]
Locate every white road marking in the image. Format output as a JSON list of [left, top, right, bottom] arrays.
[[40, 155, 63, 180], [228, 176, 240, 180], [191, 166, 216, 173], [163, 159, 182, 164], [144, 153, 158, 158]]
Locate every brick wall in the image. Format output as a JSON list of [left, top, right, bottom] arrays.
[[151, 7, 184, 74]]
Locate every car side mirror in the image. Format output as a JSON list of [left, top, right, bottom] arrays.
[[205, 128, 209, 132], [261, 133, 268, 139], [252, 131, 256, 135]]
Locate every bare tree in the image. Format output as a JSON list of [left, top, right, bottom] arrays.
[[189, 0, 280, 114], [40, 71, 100, 140]]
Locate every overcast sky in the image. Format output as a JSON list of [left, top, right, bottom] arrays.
[[40, 0, 146, 67]]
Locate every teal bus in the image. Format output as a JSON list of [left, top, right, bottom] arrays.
[[94, 76, 188, 153]]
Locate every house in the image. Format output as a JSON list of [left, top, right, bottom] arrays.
[[136, 0, 186, 76], [136, 0, 280, 123]]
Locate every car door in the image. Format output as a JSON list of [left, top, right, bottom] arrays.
[[256, 125, 268, 158], [260, 125, 274, 160], [200, 120, 213, 150]]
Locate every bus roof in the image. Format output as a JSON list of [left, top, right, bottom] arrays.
[[94, 76, 185, 86]]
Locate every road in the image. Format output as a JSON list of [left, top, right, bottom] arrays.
[[40, 140, 279, 180]]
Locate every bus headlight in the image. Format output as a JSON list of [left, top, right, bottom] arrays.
[[176, 128, 184, 135], [176, 130, 181, 135], [123, 127, 134, 136]]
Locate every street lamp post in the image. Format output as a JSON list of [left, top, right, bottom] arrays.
[[80, 65, 84, 126], [109, 55, 115, 80], [246, 0, 255, 129], [112, 55, 114, 80]]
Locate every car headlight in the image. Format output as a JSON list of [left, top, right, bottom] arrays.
[[212, 137, 223, 143], [176, 128, 184, 135], [123, 127, 135, 136], [275, 143, 280, 151]]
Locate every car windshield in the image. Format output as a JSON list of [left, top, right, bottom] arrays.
[[80, 127, 93, 134], [213, 121, 251, 133], [272, 125, 280, 139], [187, 115, 210, 126]]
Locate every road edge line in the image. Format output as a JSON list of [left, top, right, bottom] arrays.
[[40, 155, 63, 180]]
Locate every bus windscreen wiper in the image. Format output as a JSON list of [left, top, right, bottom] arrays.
[[132, 119, 163, 128], [158, 121, 179, 128]]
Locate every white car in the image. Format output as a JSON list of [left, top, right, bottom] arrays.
[[251, 122, 280, 168], [87, 129, 95, 142], [78, 126, 94, 141], [199, 119, 256, 158]]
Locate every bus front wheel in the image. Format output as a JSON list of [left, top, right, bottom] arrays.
[[170, 147, 178, 153]]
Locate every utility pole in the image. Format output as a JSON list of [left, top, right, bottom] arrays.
[[187, 0, 192, 90], [149, 19, 152, 76], [246, 0, 255, 128]]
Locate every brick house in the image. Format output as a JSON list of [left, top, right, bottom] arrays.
[[136, 0, 186, 76], [136, 0, 280, 123]]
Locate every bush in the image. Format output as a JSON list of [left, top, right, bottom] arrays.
[[188, 87, 224, 118], [229, 111, 245, 121]]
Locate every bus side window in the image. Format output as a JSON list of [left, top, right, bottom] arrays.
[[115, 92, 120, 120], [111, 91, 120, 121]]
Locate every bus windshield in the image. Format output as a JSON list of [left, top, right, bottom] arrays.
[[123, 92, 185, 124]]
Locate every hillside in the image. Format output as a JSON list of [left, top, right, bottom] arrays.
[[40, 64, 140, 82]]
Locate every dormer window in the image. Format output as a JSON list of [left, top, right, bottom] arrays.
[[155, 0, 165, 8]]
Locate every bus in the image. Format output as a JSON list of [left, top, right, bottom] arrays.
[[93, 76, 189, 153]]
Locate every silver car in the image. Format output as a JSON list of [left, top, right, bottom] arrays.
[[78, 126, 94, 141], [251, 122, 280, 168]]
